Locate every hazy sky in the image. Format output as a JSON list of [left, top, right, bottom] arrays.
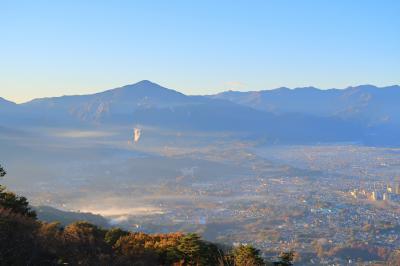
[[1, 0, 399, 103]]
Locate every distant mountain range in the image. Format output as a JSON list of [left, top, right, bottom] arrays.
[[1, 80, 400, 146], [212, 84, 400, 124]]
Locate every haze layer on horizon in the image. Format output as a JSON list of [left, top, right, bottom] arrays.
[[1, 0, 399, 103]]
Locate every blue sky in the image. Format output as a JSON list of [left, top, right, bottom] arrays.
[[1, 0, 399, 103]]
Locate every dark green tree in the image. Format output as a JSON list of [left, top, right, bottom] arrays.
[[104, 227, 129, 246], [177, 233, 203, 265], [177, 233, 223, 265], [233, 244, 265, 266], [200, 241, 225, 266], [0, 164, 36, 218], [0, 210, 39, 265], [0, 164, 5, 177], [0, 188, 36, 218]]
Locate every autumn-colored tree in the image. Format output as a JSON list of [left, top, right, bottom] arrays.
[[387, 249, 400, 266], [63, 221, 111, 265], [113, 232, 162, 265], [35, 222, 64, 263]]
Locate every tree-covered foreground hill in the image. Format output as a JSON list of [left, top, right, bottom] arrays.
[[0, 164, 294, 266]]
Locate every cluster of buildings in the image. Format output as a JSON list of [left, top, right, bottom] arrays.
[[349, 182, 400, 202]]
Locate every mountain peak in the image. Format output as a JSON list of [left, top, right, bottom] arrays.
[[134, 80, 157, 86], [116, 80, 169, 92], [127, 80, 165, 88], [96, 80, 173, 96]]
